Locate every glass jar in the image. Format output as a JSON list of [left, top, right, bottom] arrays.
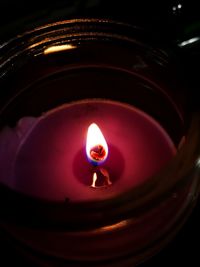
[[0, 19, 199, 267]]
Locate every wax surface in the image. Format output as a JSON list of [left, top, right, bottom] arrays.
[[0, 100, 175, 202]]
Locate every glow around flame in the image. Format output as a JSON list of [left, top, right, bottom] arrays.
[[86, 123, 108, 165]]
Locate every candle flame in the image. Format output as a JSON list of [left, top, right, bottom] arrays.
[[86, 123, 108, 165]]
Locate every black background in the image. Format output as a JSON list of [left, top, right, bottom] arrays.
[[0, 0, 199, 42], [0, 0, 200, 266]]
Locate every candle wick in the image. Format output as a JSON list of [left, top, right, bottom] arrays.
[[90, 168, 112, 188], [100, 168, 112, 186], [91, 172, 98, 187]]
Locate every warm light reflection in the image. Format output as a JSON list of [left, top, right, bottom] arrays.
[[44, 44, 77, 55], [95, 220, 129, 233], [86, 123, 108, 165], [75, 220, 130, 235]]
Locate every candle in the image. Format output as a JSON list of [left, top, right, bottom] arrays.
[[1, 18, 199, 267], [0, 99, 175, 202]]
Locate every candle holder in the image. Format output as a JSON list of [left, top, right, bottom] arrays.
[[0, 19, 200, 267]]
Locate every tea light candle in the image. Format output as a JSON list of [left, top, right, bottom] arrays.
[[0, 99, 175, 202]]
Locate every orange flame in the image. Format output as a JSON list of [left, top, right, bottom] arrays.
[[86, 123, 108, 165]]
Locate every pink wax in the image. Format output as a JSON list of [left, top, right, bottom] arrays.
[[0, 99, 175, 202]]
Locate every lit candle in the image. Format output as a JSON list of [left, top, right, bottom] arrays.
[[0, 99, 175, 202]]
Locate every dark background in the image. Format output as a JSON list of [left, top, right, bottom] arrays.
[[0, 0, 200, 42], [0, 0, 200, 266]]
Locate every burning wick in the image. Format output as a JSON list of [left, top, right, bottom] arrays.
[[91, 168, 112, 188], [91, 172, 98, 188], [86, 123, 111, 188]]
